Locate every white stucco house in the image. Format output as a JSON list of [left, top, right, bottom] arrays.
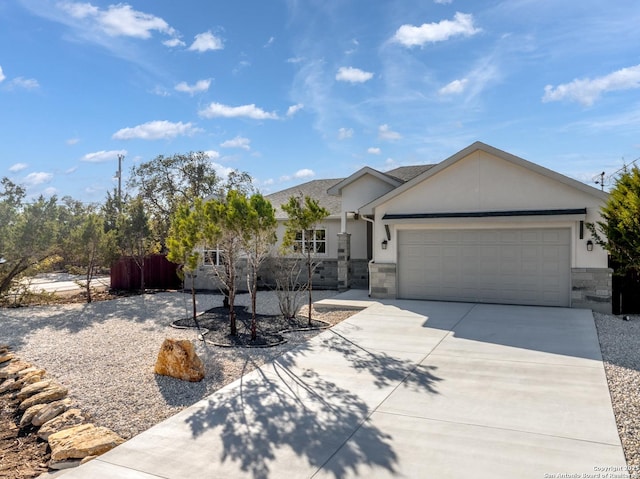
[[262, 141, 612, 313]]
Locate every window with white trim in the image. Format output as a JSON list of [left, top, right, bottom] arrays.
[[202, 249, 224, 266], [294, 229, 326, 254]]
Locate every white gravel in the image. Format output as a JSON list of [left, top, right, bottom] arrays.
[[0, 290, 344, 439], [594, 311, 640, 470]]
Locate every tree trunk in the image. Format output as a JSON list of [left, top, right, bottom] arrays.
[[250, 266, 257, 341], [229, 261, 237, 336], [190, 274, 201, 333], [307, 251, 312, 327]]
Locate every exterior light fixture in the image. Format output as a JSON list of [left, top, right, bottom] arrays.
[[381, 240, 388, 250], [586, 240, 594, 252]]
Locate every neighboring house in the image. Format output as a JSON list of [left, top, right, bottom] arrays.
[[197, 141, 612, 313]]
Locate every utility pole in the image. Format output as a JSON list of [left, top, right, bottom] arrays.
[[116, 154, 124, 212]]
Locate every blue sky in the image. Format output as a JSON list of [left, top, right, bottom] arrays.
[[2, 0, 640, 202]]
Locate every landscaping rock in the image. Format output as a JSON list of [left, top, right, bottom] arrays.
[[20, 403, 48, 428], [80, 455, 98, 465], [0, 359, 32, 379], [0, 378, 16, 394], [32, 398, 72, 426], [154, 338, 205, 382], [17, 379, 52, 401], [19, 384, 68, 411], [14, 369, 46, 389], [38, 408, 87, 441], [48, 424, 125, 462], [0, 352, 14, 364]]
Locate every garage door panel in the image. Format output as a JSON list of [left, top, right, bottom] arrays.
[[398, 228, 570, 307]]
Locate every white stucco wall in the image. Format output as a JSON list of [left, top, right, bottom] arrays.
[[340, 175, 397, 213], [371, 150, 608, 269]]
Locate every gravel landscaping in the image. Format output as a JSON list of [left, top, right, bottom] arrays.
[[0, 290, 356, 440], [3, 293, 640, 474], [594, 311, 640, 471]]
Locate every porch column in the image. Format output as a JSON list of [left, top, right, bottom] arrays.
[[337, 233, 351, 292]]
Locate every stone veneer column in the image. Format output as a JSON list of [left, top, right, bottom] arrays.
[[571, 267, 612, 313], [369, 262, 397, 299], [337, 233, 351, 292]]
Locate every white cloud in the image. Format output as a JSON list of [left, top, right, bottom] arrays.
[[393, 12, 480, 47], [336, 66, 374, 83], [24, 172, 53, 186], [211, 162, 235, 179], [65, 166, 78, 174], [8, 77, 39, 90], [220, 136, 251, 150], [59, 2, 175, 39], [0, 66, 4, 82], [286, 57, 304, 64], [338, 127, 354, 140], [439, 78, 468, 95], [286, 103, 304, 116], [112, 120, 202, 140], [543, 64, 640, 106], [280, 169, 316, 182], [163, 37, 185, 48], [204, 150, 220, 159], [188, 31, 224, 52], [434, 0, 453, 3], [294, 169, 315, 179], [81, 149, 127, 163], [151, 85, 170, 97], [378, 124, 402, 140], [174, 78, 211, 95], [264, 36, 275, 48], [199, 102, 278, 120], [66, 137, 80, 145], [9, 163, 28, 172], [367, 147, 381, 155]]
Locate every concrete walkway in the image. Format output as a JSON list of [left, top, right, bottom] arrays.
[[59, 292, 626, 478]]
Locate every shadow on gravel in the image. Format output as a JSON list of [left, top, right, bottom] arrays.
[[184, 333, 441, 479], [0, 292, 221, 350]]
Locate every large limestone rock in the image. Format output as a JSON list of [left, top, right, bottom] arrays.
[[48, 424, 125, 462], [17, 379, 52, 401], [154, 338, 205, 382], [0, 351, 15, 364], [0, 378, 16, 394], [32, 398, 72, 426], [38, 408, 87, 441], [14, 369, 46, 389], [0, 359, 32, 379], [19, 384, 68, 411], [20, 403, 48, 428]]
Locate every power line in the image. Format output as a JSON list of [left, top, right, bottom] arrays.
[[593, 156, 640, 191]]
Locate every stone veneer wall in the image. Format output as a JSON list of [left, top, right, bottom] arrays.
[[337, 233, 351, 292], [369, 262, 397, 299], [571, 267, 612, 314], [351, 259, 370, 289]]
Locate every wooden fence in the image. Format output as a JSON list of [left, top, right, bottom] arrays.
[[110, 254, 181, 291]]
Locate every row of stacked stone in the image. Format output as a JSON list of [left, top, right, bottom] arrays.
[[0, 344, 125, 470]]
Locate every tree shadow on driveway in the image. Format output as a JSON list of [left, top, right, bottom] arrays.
[[184, 329, 442, 479]]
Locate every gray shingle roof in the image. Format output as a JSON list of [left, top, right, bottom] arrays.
[[383, 164, 436, 182], [265, 164, 436, 219], [266, 178, 343, 219]]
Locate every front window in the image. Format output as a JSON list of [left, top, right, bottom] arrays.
[[202, 249, 224, 266], [295, 229, 326, 254]]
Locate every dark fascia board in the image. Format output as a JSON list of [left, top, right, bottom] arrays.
[[382, 208, 587, 220], [360, 141, 609, 215], [327, 166, 403, 196]]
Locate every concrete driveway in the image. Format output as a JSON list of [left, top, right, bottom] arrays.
[[58, 293, 626, 478]]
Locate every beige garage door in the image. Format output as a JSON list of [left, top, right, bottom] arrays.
[[398, 228, 571, 307]]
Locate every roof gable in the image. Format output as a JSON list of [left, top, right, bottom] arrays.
[[327, 167, 402, 196], [360, 141, 608, 214]]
